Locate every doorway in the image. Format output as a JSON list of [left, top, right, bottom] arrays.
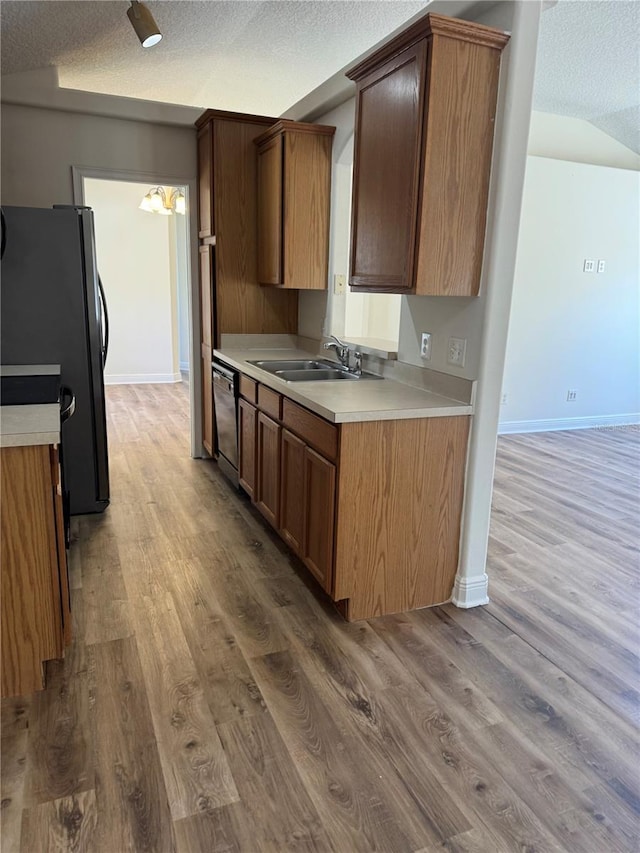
[[83, 177, 190, 389]]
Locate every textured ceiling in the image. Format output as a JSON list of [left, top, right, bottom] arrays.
[[0, 1, 429, 115], [534, 0, 640, 153], [1, 0, 638, 152]]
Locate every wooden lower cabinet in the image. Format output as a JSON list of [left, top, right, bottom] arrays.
[[201, 346, 214, 456], [256, 412, 280, 527], [302, 447, 335, 593], [1, 443, 71, 697], [239, 376, 470, 620], [279, 429, 306, 555], [238, 398, 257, 498]]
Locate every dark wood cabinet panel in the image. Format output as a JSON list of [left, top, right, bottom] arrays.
[[238, 399, 257, 499], [199, 244, 213, 348], [201, 348, 213, 456], [255, 121, 335, 290], [256, 133, 283, 286], [350, 42, 427, 291], [303, 448, 336, 594], [279, 429, 306, 556], [256, 412, 281, 528], [197, 122, 214, 239], [347, 13, 509, 296]]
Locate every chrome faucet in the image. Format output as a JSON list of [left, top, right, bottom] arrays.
[[323, 335, 350, 368], [323, 335, 362, 376]]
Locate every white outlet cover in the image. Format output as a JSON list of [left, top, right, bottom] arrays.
[[420, 332, 432, 360], [583, 259, 596, 273], [447, 337, 467, 368]]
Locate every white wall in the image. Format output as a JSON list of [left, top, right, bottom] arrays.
[[529, 111, 640, 171], [0, 100, 201, 452], [172, 216, 191, 372], [84, 178, 181, 384], [500, 157, 640, 431], [0, 103, 196, 208]]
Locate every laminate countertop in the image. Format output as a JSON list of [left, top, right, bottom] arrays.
[[0, 404, 60, 448], [214, 348, 473, 423]]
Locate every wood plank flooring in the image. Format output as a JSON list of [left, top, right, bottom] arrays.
[[2, 384, 639, 852]]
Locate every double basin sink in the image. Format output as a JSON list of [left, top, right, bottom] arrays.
[[248, 358, 383, 382]]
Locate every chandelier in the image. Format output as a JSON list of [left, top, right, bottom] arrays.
[[139, 186, 186, 215]]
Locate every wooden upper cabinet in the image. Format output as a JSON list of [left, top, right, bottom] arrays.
[[255, 121, 335, 290], [197, 122, 214, 239], [348, 13, 510, 297], [350, 42, 427, 292], [256, 134, 283, 286]]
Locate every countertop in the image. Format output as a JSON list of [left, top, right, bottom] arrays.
[[0, 404, 61, 448], [214, 348, 473, 423]]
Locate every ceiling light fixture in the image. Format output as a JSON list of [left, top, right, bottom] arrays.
[[127, 0, 162, 48], [139, 187, 186, 215]]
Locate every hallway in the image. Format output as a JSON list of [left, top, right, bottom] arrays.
[[1, 384, 638, 852]]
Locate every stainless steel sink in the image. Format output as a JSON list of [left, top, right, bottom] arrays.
[[247, 358, 382, 382], [275, 368, 360, 382], [248, 359, 329, 372]]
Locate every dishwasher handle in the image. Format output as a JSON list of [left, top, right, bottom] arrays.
[[212, 360, 236, 382], [213, 367, 235, 395]]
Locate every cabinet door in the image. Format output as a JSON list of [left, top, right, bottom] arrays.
[[350, 41, 427, 292], [256, 413, 281, 527], [303, 447, 336, 593], [197, 122, 214, 238], [256, 133, 283, 286], [279, 429, 306, 555], [199, 244, 214, 348], [201, 346, 214, 456], [238, 398, 257, 499], [50, 447, 71, 647]]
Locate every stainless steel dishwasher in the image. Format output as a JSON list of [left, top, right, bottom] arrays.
[[212, 358, 239, 486]]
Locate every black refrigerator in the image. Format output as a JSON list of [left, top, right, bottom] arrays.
[[1, 205, 110, 515]]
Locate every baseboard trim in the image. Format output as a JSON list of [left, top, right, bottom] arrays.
[[179, 361, 190, 373], [104, 373, 182, 385], [451, 573, 489, 608], [498, 413, 640, 435]]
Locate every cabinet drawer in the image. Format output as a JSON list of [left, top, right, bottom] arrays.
[[282, 399, 338, 462], [258, 385, 282, 420], [240, 374, 257, 404]]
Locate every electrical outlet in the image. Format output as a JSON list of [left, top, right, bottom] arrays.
[[420, 332, 432, 360], [333, 274, 346, 295], [597, 259, 606, 273], [567, 389, 577, 402], [583, 259, 595, 273], [501, 393, 508, 405], [447, 337, 467, 368]]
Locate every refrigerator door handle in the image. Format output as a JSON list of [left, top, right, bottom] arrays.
[[97, 275, 110, 368], [1, 209, 7, 260], [60, 385, 76, 422]]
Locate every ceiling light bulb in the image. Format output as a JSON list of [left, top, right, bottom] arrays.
[[139, 193, 154, 212], [149, 189, 164, 211], [127, 1, 162, 48], [175, 193, 186, 215]]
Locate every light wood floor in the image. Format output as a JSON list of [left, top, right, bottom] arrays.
[[1, 385, 638, 852]]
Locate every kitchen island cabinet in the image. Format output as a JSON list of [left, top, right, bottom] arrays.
[[1, 436, 71, 697], [238, 372, 469, 618], [348, 13, 510, 296]]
